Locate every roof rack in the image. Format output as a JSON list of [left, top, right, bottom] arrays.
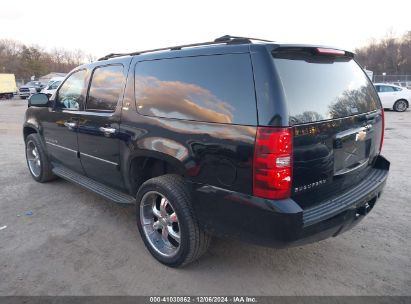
[[97, 35, 273, 61]]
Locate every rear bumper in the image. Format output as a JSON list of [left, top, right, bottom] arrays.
[[191, 155, 390, 247]]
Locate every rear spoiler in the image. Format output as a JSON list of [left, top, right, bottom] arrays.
[[271, 46, 354, 63]]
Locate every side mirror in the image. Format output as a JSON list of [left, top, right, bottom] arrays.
[[28, 93, 49, 107]]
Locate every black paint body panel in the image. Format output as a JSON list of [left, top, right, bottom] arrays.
[[23, 41, 390, 248]]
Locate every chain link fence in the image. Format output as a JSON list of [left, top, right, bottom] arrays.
[[373, 75, 411, 84]]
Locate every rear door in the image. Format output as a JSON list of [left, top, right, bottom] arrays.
[[77, 64, 127, 190], [271, 48, 383, 208], [378, 85, 397, 108]]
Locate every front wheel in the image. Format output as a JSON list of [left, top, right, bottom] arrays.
[[136, 174, 211, 267], [393, 99, 408, 112], [25, 134, 56, 182]]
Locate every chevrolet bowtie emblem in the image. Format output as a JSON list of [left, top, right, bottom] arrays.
[[356, 130, 367, 141]]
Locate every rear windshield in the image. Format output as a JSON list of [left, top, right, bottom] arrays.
[[272, 51, 380, 125]]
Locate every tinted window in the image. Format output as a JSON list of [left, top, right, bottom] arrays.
[[134, 54, 256, 124], [375, 85, 381, 92], [272, 52, 380, 125], [50, 81, 61, 90], [380, 85, 395, 92], [86, 65, 124, 112], [55, 70, 87, 110]]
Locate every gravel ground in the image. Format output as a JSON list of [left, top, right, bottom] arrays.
[[0, 98, 410, 296]]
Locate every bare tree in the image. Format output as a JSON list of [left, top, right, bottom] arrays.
[[0, 39, 95, 81], [355, 31, 411, 75]]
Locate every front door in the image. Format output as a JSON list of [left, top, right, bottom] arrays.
[[42, 70, 88, 174], [77, 64, 126, 190]]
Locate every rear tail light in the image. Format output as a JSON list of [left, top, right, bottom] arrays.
[[379, 108, 385, 153], [253, 127, 293, 200]]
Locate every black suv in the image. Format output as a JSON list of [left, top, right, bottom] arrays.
[[23, 36, 390, 267]]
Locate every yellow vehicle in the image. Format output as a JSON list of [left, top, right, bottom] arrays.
[[0, 73, 17, 99]]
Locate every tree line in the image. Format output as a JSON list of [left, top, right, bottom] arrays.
[[1, 32, 410, 82], [0, 39, 95, 81], [355, 31, 411, 75]]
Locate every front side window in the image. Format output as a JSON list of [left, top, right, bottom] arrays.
[[55, 70, 87, 110], [86, 65, 125, 112]]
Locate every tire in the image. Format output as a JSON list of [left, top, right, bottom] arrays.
[[25, 133, 56, 182], [20, 96, 27, 100], [136, 174, 211, 267], [393, 99, 408, 112]]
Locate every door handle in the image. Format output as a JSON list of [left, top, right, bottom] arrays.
[[99, 127, 116, 135], [334, 157, 369, 176], [64, 121, 77, 128]]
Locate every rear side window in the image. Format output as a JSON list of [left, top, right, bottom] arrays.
[[379, 85, 395, 92], [134, 54, 256, 124], [272, 51, 380, 125], [86, 65, 124, 112]]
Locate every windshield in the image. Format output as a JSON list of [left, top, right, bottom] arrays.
[[25, 81, 40, 86], [49, 81, 61, 89], [272, 51, 381, 125]]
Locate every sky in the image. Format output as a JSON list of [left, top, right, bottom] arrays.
[[1, 0, 410, 58]]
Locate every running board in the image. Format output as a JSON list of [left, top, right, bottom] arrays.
[[52, 165, 135, 204]]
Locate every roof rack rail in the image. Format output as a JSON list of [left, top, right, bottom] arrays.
[[97, 35, 273, 61], [213, 35, 273, 43]]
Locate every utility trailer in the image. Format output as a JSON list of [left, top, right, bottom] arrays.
[[0, 74, 17, 99]]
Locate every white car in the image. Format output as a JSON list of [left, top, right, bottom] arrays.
[[374, 83, 410, 112], [41, 79, 63, 98]]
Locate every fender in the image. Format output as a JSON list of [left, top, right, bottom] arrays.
[[23, 106, 44, 137], [23, 121, 40, 138], [23, 113, 49, 154], [120, 137, 189, 195]]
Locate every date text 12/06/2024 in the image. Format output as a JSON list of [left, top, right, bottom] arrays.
[[149, 296, 257, 303]]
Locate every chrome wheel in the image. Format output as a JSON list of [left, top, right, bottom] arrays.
[[140, 191, 181, 257], [26, 140, 41, 177], [395, 100, 407, 112]]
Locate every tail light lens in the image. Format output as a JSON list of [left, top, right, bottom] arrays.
[[253, 127, 293, 200], [379, 108, 385, 153]]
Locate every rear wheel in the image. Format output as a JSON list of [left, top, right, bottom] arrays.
[[393, 99, 408, 112], [25, 134, 56, 182], [136, 174, 211, 267]]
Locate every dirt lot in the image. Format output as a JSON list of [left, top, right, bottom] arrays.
[[0, 98, 410, 296]]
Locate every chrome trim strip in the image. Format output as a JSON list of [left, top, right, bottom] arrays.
[[80, 152, 118, 166], [46, 141, 77, 153], [46, 142, 118, 165]]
